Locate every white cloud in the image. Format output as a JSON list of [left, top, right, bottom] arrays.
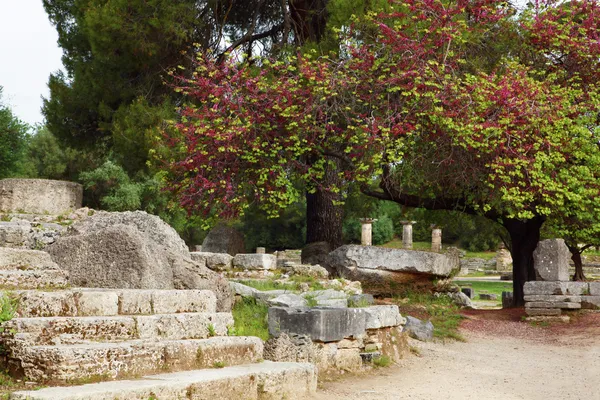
[[0, 0, 64, 126]]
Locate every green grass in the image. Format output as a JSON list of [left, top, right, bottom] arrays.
[[237, 275, 324, 293], [393, 287, 466, 342], [454, 280, 512, 300], [372, 355, 392, 367], [381, 239, 432, 251], [231, 297, 269, 341]]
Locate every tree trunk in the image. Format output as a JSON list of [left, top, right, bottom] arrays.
[[305, 156, 344, 250], [567, 245, 587, 281], [502, 216, 545, 307]]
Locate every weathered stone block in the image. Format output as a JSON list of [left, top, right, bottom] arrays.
[[580, 296, 600, 309], [0, 221, 30, 248], [533, 239, 570, 281], [0, 179, 83, 215], [524, 281, 589, 296], [525, 308, 561, 316], [403, 316, 433, 342], [0, 270, 68, 289], [229, 281, 259, 297], [233, 254, 277, 270], [190, 252, 233, 270], [589, 282, 600, 296], [117, 290, 154, 315], [201, 224, 246, 256], [268, 294, 307, 308], [363, 305, 405, 329], [461, 287, 474, 299], [14, 291, 77, 318], [525, 301, 581, 309], [151, 290, 216, 314], [76, 291, 119, 316], [523, 295, 582, 303], [268, 307, 366, 342], [479, 293, 498, 301], [0, 248, 60, 271], [502, 291, 513, 309]]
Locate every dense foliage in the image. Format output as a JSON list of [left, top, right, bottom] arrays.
[[0, 88, 30, 179]]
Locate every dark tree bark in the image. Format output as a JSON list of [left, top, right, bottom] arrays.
[[502, 216, 545, 307], [305, 156, 344, 249], [566, 243, 590, 282]]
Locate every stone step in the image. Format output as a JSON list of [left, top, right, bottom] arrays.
[[0, 270, 68, 289], [3, 312, 234, 345], [0, 247, 61, 271], [10, 288, 216, 317], [11, 336, 263, 383], [11, 361, 317, 400]]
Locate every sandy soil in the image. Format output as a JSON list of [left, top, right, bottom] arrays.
[[312, 311, 600, 400]]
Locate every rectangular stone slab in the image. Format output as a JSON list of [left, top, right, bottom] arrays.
[[525, 308, 562, 316], [523, 281, 589, 296], [525, 302, 581, 309], [268, 307, 366, 342], [523, 295, 582, 303], [16, 336, 263, 383], [10, 361, 317, 400]]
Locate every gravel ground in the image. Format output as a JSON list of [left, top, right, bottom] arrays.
[[312, 310, 600, 400]]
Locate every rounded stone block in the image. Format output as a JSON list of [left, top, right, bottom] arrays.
[[0, 179, 82, 215]]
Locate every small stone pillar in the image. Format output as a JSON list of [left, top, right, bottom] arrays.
[[256, 247, 266, 254], [360, 218, 376, 246], [431, 227, 442, 253], [400, 221, 416, 250]]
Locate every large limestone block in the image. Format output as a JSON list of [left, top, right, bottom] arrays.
[[69, 210, 189, 257], [533, 239, 570, 281], [0, 221, 31, 248], [0, 179, 82, 215], [201, 224, 245, 256], [329, 245, 457, 276], [11, 361, 317, 400], [589, 282, 600, 296], [233, 254, 277, 270], [48, 212, 232, 311], [327, 245, 457, 295], [524, 281, 589, 296], [268, 307, 366, 342], [0, 248, 61, 270], [403, 316, 433, 342], [190, 251, 233, 270], [364, 305, 406, 329]]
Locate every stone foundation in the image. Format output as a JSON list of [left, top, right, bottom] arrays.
[[0, 179, 82, 215]]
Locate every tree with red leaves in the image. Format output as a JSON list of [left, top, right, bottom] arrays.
[[165, 0, 600, 305]]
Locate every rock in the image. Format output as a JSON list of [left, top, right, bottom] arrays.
[[496, 248, 513, 272], [448, 291, 473, 308], [69, 210, 189, 257], [479, 293, 498, 301], [348, 294, 374, 307], [580, 296, 600, 309], [301, 242, 331, 266], [201, 224, 245, 256], [502, 291, 514, 308], [327, 245, 458, 295], [268, 307, 366, 342], [268, 293, 308, 308], [0, 247, 61, 270], [47, 211, 233, 312], [190, 252, 233, 270], [524, 281, 589, 296], [363, 305, 406, 329], [590, 282, 600, 296], [533, 239, 570, 281], [232, 254, 277, 270], [524, 308, 561, 316], [285, 264, 329, 279], [525, 301, 580, 309], [229, 282, 259, 297], [0, 179, 82, 215], [303, 289, 348, 308], [403, 316, 434, 342], [0, 221, 31, 248], [263, 333, 304, 362]]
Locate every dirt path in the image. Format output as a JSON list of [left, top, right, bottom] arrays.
[[312, 311, 600, 400]]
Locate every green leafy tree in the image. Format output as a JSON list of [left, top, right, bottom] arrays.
[[0, 88, 30, 179]]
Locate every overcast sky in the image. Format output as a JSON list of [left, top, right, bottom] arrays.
[[0, 0, 63, 126]]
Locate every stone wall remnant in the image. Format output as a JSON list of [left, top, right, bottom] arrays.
[[0, 179, 82, 215]]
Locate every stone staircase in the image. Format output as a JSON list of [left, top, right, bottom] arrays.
[[0, 248, 316, 399]]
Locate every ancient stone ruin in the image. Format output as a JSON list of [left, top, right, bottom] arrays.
[[525, 239, 600, 321], [0, 179, 317, 399]]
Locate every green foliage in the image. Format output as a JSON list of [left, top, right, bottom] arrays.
[[372, 355, 392, 368], [21, 126, 69, 179], [206, 323, 216, 337], [0, 293, 17, 323], [79, 160, 143, 211], [0, 88, 30, 179], [343, 215, 395, 245], [237, 201, 306, 251], [231, 297, 269, 341]]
